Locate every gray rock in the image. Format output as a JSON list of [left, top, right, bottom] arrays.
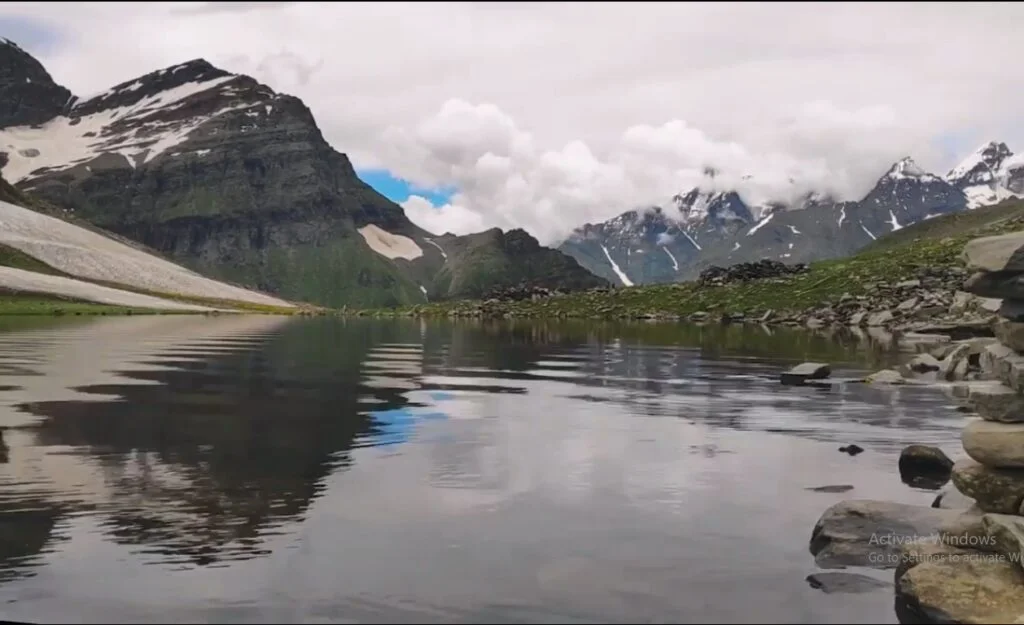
[[962, 419, 1024, 468], [1000, 299, 1024, 322], [982, 514, 1024, 563], [962, 231, 1024, 273], [896, 542, 1024, 625], [759, 309, 774, 323], [896, 279, 922, 289], [964, 270, 1024, 301], [805, 572, 889, 594], [849, 311, 867, 327], [951, 458, 1024, 513], [808, 499, 960, 569], [903, 353, 942, 374], [968, 382, 1024, 422], [994, 318, 1024, 352], [866, 310, 894, 327], [866, 369, 906, 385], [897, 297, 920, 312], [931, 488, 976, 510], [937, 510, 998, 551], [780, 362, 831, 386]]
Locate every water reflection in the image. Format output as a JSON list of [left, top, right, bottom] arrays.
[[0, 317, 968, 623]]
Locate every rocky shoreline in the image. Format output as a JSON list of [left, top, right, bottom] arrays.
[[805, 231, 1024, 624]]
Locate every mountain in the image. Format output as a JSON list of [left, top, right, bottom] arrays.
[[946, 141, 1024, 207], [560, 146, 1023, 286], [0, 39, 607, 308]]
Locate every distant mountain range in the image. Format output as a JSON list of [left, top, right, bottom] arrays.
[[558, 144, 1024, 286], [0, 38, 607, 308]]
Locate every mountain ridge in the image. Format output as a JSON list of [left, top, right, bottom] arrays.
[[0, 40, 609, 308], [559, 143, 1023, 286]]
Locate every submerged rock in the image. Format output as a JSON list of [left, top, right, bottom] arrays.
[[899, 445, 954, 489], [780, 362, 831, 386], [805, 572, 889, 594], [839, 444, 865, 456], [809, 500, 959, 569], [806, 484, 855, 493], [866, 369, 906, 385]]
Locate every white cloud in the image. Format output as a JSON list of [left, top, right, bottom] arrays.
[[400, 195, 487, 237], [2, 2, 1023, 244]]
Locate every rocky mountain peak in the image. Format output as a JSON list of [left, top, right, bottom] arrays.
[[946, 141, 1014, 187], [884, 157, 938, 182], [0, 39, 73, 128], [673, 188, 753, 231]]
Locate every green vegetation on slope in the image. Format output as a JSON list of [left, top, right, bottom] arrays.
[[358, 198, 1024, 320], [0, 290, 178, 316]]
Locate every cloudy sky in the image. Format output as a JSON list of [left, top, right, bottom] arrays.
[[2, 2, 1022, 243]]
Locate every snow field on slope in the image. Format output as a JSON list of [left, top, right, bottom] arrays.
[[358, 225, 424, 260], [0, 199, 293, 307], [0, 266, 214, 311]]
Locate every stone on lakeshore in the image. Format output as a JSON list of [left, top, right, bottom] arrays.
[[896, 542, 1024, 625], [809, 499, 960, 570], [982, 514, 1024, 563], [866, 369, 906, 385], [937, 509, 995, 552], [780, 362, 830, 385], [897, 297, 919, 312], [963, 420, 1024, 468], [951, 459, 1024, 514], [902, 353, 941, 375], [899, 445, 954, 487], [968, 382, 1024, 423], [964, 270, 1024, 301], [1000, 299, 1024, 322], [994, 318, 1024, 352], [849, 311, 867, 327], [866, 310, 893, 327], [978, 344, 1024, 395], [963, 231, 1024, 273]]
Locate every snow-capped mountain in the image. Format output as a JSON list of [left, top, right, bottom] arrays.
[[946, 141, 1024, 208], [560, 147, 1022, 287], [0, 38, 607, 307]]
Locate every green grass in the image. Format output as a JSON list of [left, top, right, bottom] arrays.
[[354, 198, 1024, 321], [0, 291, 183, 316]]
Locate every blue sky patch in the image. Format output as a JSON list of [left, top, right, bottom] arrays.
[[358, 169, 455, 207]]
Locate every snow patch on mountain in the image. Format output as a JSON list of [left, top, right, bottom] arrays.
[[358, 225, 424, 260], [601, 244, 633, 286], [662, 246, 678, 271], [747, 212, 774, 236]]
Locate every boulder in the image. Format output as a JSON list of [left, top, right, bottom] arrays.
[[962, 231, 1024, 273], [994, 318, 1024, 352], [981, 513, 1024, 563], [896, 542, 1024, 624], [849, 311, 867, 327], [962, 420, 1024, 468], [897, 297, 920, 312], [899, 445, 954, 489], [902, 353, 941, 375], [866, 310, 894, 327], [780, 362, 831, 385], [937, 509, 997, 552], [968, 382, 1024, 423], [808, 499, 960, 569], [1000, 299, 1024, 322], [951, 459, 1024, 514], [866, 369, 906, 385], [964, 270, 1024, 301]]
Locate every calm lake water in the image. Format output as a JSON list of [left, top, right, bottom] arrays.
[[0, 315, 969, 624]]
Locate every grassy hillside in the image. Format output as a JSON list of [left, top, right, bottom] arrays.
[[356, 198, 1024, 320]]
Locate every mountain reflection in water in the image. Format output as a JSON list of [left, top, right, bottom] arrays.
[[0, 316, 966, 624]]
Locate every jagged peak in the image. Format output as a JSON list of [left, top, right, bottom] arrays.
[[947, 141, 1014, 182], [882, 156, 940, 182]]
